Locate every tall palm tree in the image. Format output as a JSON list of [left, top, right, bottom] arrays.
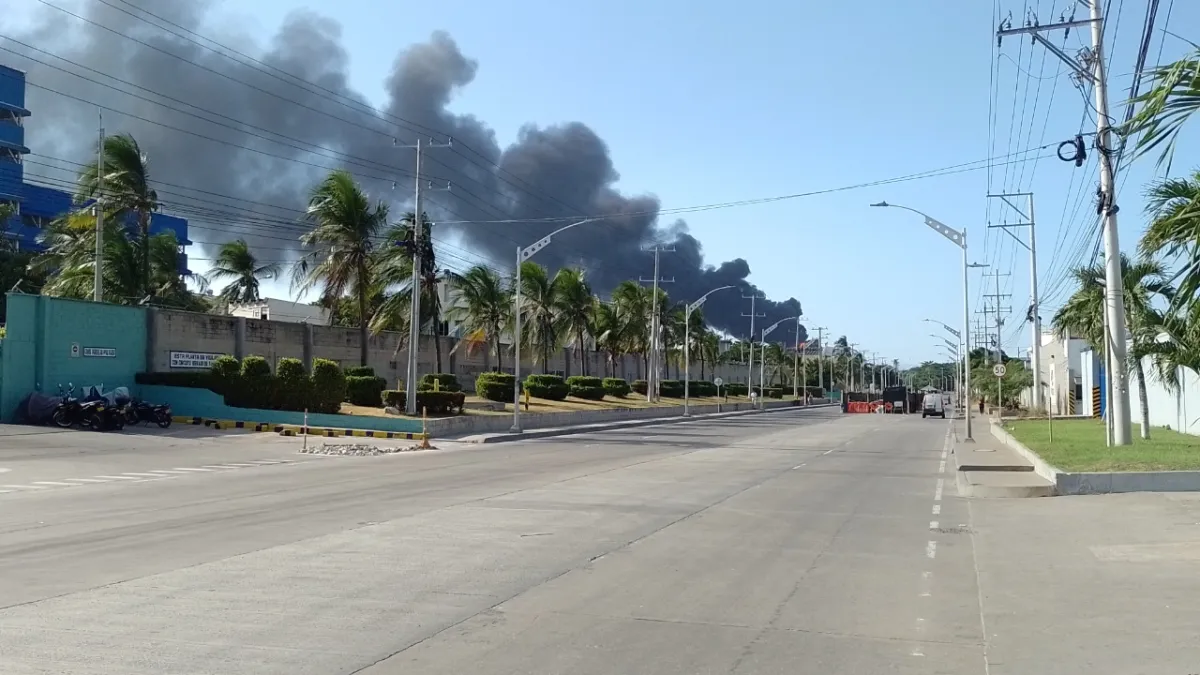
[[552, 267, 594, 376], [293, 170, 388, 366], [700, 329, 720, 381], [610, 280, 651, 376], [206, 239, 278, 305], [1125, 49, 1200, 168], [516, 261, 559, 373], [446, 264, 510, 372], [371, 211, 459, 373], [592, 299, 627, 378], [1053, 254, 1173, 438], [75, 134, 158, 297], [1142, 171, 1200, 304]]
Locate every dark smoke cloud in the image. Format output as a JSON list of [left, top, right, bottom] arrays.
[[3, 0, 804, 340]]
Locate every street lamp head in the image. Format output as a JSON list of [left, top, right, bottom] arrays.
[[870, 201, 890, 208]]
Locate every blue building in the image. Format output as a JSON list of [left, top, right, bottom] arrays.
[[0, 64, 189, 271]]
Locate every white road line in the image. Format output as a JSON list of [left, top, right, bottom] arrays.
[[172, 467, 214, 472], [200, 465, 236, 469], [32, 481, 77, 487], [792, 464, 806, 470], [121, 472, 166, 478], [94, 475, 141, 480], [930, 520, 939, 530], [145, 470, 193, 474], [934, 478, 944, 501], [2, 484, 48, 490], [932, 504, 941, 515], [248, 460, 284, 464], [0, 489, 13, 494], [823, 449, 835, 455], [926, 541, 938, 559], [62, 478, 109, 483], [938, 460, 946, 474], [220, 463, 260, 467]]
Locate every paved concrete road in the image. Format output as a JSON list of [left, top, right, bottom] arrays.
[[4, 408, 1192, 673]]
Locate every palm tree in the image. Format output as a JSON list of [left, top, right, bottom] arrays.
[[1142, 171, 1200, 304], [293, 170, 388, 366], [593, 299, 627, 378], [75, 134, 158, 297], [1125, 49, 1200, 168], [446, 264, 510, 372], [552, 267, 594, 376], [700, 330, 720, 381], [1053, 254, 1173, 438], [610, 280, 651, 376], [370, 211, 459, 373], [206, 239, 278, 305], [516, 261, 559, 373]]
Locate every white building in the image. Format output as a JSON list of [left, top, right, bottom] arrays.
[[228, 298, 331, 325], [1021, 330, 1089, 414]]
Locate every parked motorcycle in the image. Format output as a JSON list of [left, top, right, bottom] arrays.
[[52, 384, 124, 431], [123, 400, 173, 428]]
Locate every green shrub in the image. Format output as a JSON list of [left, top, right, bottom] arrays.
[[752, 386, 784, 399], [344, 366, 376, 377], [631, 379, 649, 395], [345, 375, 387, 406], [570, 385, 606, 400], [566, 375, 603, 388], [475, 372, 515, 402], [524, 374, 568, 400], [232, 355, 273, 408], [418, 373, 462, 392], [659, 379, 684, 398], [804, 386, 825, 398], [602, 377, 631, 397], [210, 355, 241, 394], [382, 389, 405, 408], [274, 357, 311, 411], [416, 390, 466, 415], [310, 358, 346, 413], [725, 383, 748, 397]]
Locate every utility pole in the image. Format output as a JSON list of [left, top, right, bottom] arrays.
[[640, 246, 674, 401], [997, 0, 1130, 443], [741, 292, 765, 392], [396, 137, 451, 414], [94, 112, 104, 303], [988, 192, 1043, 409], [980, 270, 1012, 364], [814, 326, 828, 393]]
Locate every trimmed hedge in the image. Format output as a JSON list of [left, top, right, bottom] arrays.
[[686, 380, 717, 397], [310, 358, 346, 413], [345, 375, 387, 406], [476, 372, 515, 403], [631, 379, 649, 395], [602, 378, 631, 397], [419, 373, 462, 392], [752, 386, 784, 399], [275, 357, 311, 411], [380, 390, 465, 414], [344, 366, 376, 377], [659, 379, 684, 398], [566, 376, 603, 388], [724, 383, 749, 397], [570, 385, 606, 400], [524, 374, 568, 401]]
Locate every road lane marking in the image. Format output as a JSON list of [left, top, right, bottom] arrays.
[[172, 467, 214, 472], [63, 478, 109, 483], [200, 465, 236, 469], [94, 475, 141, 480], [145, 470, 193, 474], [926, 541, 937, 559], [823, 449, 835, 455], [932, 504, 941, 515], [2, 484, 48, 490], [121, 472, 166, 477], [930, 520, 939, 530], [33, 481, 78, 487], [792, 464, 806, 470], [938, 460, 946, 474], [934, 479, 944, 501], [219, 463, 260, 467]]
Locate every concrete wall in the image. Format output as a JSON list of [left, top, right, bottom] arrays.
[[1127, 356, 1200, 435]]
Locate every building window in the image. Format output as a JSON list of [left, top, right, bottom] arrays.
[[0, 149, 21, 163], [438, 320, 450, 336], [20, 214, 48, 229]]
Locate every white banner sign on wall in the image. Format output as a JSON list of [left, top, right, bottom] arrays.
[[170, 351, 221, 369], [83, 347, 116, 358]]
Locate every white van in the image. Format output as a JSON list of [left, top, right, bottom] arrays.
[[922, 393, 945, 419]]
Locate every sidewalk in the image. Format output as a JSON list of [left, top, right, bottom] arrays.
[[954, 414, 1055, 498]]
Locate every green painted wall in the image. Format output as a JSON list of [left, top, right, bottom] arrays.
[[1, 294, 147, 421]]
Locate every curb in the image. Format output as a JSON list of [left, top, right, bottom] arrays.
[[172, 416, 426, 440], [456, 402, 841, 444], [952, 442, 1054, 498], [989, 421, 1200, 494]]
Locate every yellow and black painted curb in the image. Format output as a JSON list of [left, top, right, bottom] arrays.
[[171, 416, 426, 440]]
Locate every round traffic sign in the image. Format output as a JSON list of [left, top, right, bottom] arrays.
[[992, 364, 1007, 377], [713, 377, 724, 387]]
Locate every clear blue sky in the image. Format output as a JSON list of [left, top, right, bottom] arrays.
[[9, 0, 1200, 367]]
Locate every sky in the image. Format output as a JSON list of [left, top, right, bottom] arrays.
[[4, 0, 1198, 367]]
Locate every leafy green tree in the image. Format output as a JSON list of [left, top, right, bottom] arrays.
[[293, 170, 389, 366], [446, 264, 511, 372], [516, 261, 559, 373], [206, 238, 278, 305], [552, 267, 594, 375]]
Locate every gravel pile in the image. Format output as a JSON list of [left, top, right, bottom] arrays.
[[300, 442, 428, 456]]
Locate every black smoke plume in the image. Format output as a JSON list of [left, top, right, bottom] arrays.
[[3, 0, 804, 340]]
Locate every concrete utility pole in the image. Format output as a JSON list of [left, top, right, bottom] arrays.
[[987, 192, 1043, 409], [997, 0, 1130, 443], [741, 292, 765, 392], [94, 113, 105, 303], [640, 246, 675, 401], [848, 342, 860, 392], [979, 269, 1011, 364], [814, 326, 828, 393], [397, 137, 451, 415]]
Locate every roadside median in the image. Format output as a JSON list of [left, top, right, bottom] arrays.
[[992, 418, 1200, 495]]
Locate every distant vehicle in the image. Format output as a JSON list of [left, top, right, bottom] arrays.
[[942, 393, 951, 406], [922, 392, 946, 419]]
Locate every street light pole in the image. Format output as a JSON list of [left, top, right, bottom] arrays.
[[760, 317, 798, 409], [509, 219, 595, 433], [873, 201, 974, 441], [684, 285, 735, 416]]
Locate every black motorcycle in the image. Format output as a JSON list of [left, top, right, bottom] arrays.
[[123, 400, 172, 428], [52, 384, 123, 431]]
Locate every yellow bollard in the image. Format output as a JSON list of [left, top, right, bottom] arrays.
[[419, 406, 433, 449]]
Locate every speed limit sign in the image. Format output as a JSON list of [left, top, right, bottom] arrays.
[[993, 364, 1007, 377]]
